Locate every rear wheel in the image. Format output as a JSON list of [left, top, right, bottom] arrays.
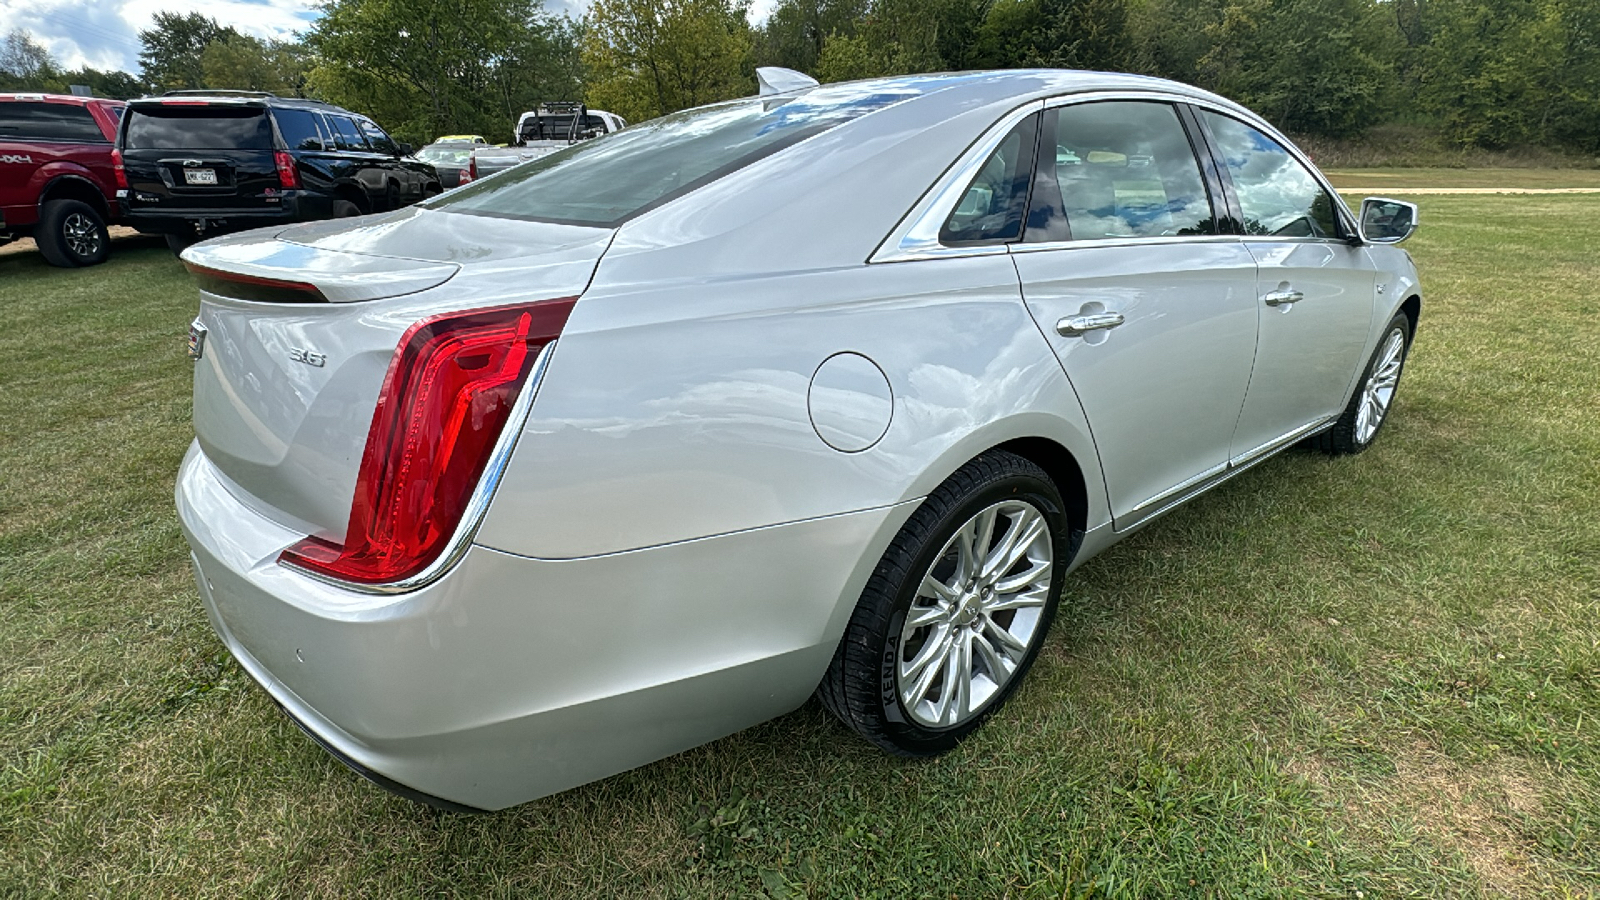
[[165, 231, 199, 255], [36, 199, 109, 268], [819, 451, 1067, 756], [332, 199, 362, 218]]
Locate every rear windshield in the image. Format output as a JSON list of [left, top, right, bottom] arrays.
[[418, 145, 471, 165], [124, 106, 272, 150], [430, 84, 926, 228]]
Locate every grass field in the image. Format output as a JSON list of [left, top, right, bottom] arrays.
[[3, 174, 1599, 898]]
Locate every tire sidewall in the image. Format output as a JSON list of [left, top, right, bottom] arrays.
[[39, 200, 109, 267], [1353, 315, 1412, 450], [874, 471, 1068, 754]]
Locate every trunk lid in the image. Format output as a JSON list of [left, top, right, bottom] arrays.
[[184, 208, 613, 540]]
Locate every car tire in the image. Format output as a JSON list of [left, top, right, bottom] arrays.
[[35, 199, 109, 268], [332, 199, 362, 218], [385, 181, 400, 211], [165, 232, 199, 255], [1314, 312, 1412, 455], [818, 450, 1068, 757]]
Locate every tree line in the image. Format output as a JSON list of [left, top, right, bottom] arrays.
[[3, 0, 1596, 152]]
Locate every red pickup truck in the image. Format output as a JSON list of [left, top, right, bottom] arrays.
[[0, 92, 126, 267]]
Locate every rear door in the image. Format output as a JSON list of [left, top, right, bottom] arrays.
[[121, 102, 280, 212], [1194, 110, 1376, 463], [324, 113, 384, 206], [1011, 99, 1259, 529]]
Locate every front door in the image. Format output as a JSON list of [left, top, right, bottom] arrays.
[[1195, 111, 1376, 462], [1012, 100, 1260, 527]]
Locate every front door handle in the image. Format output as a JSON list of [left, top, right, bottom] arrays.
[[1263, 289, 1305, 307], [1056, 311, 1126, 337]]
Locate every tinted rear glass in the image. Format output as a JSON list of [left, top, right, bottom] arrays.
[[0, 101, 105, 142], [125, 106, 272, 150], [433, 84, 926, 228], [273, 108, 325, 151], [418, 145, 471, 165]]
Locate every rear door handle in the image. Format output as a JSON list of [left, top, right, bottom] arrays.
[[1056, 312, 1125, 337], [1263, 289, 1305, 307]]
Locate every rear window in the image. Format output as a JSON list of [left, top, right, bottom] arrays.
[[418, 145, 471, 166], [0, 101, 105, 142], [433, 84, 926, 228], [125, 106, 272, 150]]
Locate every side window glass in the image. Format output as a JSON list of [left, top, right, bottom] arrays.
[[940, 113, 1039, 245], [358, 119, 398, 155], [1030, 101, 1215, 242], [273, 108, 324, 151], [1200, 112, 1340, 238], [0, 102, 105, 142], [329, 115, 368, 152]]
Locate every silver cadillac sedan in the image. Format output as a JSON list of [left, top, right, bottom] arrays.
[[175, 69, 1421, 811]]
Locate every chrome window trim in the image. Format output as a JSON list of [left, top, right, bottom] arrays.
[[873, 88, 1361, 264], [869, 100, 1043, 264], [281, 339, 559, 595], [1009, 234, 1241, 254], [1183, 99, 1362, 243]]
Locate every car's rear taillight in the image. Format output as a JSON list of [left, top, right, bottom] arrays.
[[279, 299, 576, 586], [468, 157, 478, 180], [274, 151, 300, 189], [111, 148, 128, 190]]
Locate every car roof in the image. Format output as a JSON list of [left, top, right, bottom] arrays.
[[0, 92, 123, 107], [124, 94, 358, 116], [805, 69, 1248, 122]]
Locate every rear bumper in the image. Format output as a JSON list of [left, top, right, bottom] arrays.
[[122, 191, 331, 233], [175, 441, 908, 810]]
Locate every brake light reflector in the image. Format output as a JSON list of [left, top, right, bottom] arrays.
[[274, 151, 300, 189], [280, 299, 576, 585], [111, 148, 127, 190]]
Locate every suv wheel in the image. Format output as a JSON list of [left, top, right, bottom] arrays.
[[36, 199, 109, 268], [332, 199, 362, 218]]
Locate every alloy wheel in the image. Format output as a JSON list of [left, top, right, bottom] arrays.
[[1356, 327, 1406, 445], [63, 212, 102, 259], [897, 499, 1054, 728]]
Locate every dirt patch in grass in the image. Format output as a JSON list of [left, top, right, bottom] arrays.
[[1291, 742, 1553, 896]]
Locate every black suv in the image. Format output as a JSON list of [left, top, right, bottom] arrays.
[[116, 91, 441, 251]]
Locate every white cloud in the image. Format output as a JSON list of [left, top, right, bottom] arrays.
[[0, 0, 776, 75]]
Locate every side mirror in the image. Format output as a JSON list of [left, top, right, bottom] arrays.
[[397, 142, 413, 157], [1360, 197, 1418, 244]]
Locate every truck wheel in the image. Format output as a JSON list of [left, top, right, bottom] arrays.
[[36, 200, 109, 268], [165, 232, 199, 254]]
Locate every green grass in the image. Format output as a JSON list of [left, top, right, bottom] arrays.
[[1325, 168, 1600, 190], [3, 189, 1599, 897]]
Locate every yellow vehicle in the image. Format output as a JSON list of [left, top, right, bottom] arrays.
[[434, 134, 488, 145]]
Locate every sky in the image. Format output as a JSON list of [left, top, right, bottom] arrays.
[[0, 0, 778, 74]]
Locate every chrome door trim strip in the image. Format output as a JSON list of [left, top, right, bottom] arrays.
[[1229, 416, 1336, 469], [1113, 416, 1336, 532], [1124, 461, 1228, 521]]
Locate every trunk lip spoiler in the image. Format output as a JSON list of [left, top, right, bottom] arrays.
[[180, 235, 461, 304], [278, 338, 559, 595]]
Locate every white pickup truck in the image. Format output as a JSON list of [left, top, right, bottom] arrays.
[[466, 104, 627, 181]]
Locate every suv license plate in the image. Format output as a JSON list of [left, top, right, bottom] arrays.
[[184, 169, 218, 186]]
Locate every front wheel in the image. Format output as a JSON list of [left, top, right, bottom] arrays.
[[818, 451, 1068, 756], [1314, 312, 1412, 455], [35, 199, 109, 268]]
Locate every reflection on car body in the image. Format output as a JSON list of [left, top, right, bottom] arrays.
[[175, 68, 1421, 811]]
